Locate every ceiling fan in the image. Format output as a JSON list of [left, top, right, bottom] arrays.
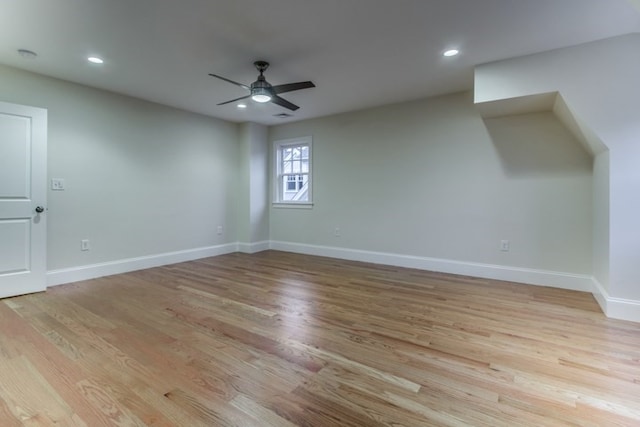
[[209, 61, 315, 111]]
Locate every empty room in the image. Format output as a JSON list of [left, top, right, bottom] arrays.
[[1, 0, 640, 425]]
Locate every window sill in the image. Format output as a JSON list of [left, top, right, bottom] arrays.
[[272, 202, 314, 209]]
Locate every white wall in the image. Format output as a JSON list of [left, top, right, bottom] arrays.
[[475, 34, 640, 306], [593, 151, 610, 289], [269, 92, 593, 283], [248, 124, 269, 244], [238, 122, 269, 250], [0, 64, 239, 272]]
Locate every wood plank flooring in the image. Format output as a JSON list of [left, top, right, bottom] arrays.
[[1, 250, 640, 426]]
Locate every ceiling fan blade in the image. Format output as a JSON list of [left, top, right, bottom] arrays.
[[271, 95, 300, 111], [217, 94, 251, 106], [272, 81, 315, 94], [208, 73, 251, 90]]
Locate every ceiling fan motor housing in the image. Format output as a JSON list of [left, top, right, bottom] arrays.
[[251, 78, 271, 91], [251, 78, 272, 100]]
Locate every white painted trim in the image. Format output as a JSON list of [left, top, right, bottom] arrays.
[[269, 241, 593, 292], [272, 203, 314, 209], [45, 239, 640, 323], [46, 243, 238, 287], [591, 278, 607, 314], [237, 241, 270, 254], [273, 136, 313, 205], [591, 278, 640, 323]]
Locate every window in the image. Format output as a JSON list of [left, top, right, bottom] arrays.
[[274, 137, 312, 205]]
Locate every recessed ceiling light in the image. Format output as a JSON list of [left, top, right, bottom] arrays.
[[17, 49, 37, 59], [237, 103, 247, 109], [87, 56, 104, 64], [443, 49, 460, 57]]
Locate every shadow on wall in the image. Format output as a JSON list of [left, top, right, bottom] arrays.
[[483, 112, 593, 178]]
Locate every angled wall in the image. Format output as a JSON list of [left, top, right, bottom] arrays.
[[475, 33, 640, 321]]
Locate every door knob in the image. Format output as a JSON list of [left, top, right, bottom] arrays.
[[35, 206, 44, 213]]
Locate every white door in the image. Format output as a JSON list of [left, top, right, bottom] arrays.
[[0, 101, 47, 298]]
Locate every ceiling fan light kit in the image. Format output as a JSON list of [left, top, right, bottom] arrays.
[[209, 61, 315, 111], [251, 87, 272, 103]]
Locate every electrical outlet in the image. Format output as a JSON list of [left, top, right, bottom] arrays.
[[51, 178, 65, 190], [500, 240, 510, 252], [334, 227, 341, 237], [217, 225, 223, 235], [81, 239, 90, 251]]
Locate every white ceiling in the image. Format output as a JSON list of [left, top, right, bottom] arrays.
[[1, 0, 639, 125]]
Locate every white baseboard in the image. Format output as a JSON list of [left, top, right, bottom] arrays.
[[237, 241, 270, 254], [591, 278, 640, 322], [269, 241, 593, 292], [45, 239, 640, 323], [46, 243, 238, 287]]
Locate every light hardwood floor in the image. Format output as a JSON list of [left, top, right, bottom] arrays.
[[1, 251, 639, 426]]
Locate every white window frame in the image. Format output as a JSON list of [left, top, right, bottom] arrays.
[[273, 136, 313, 208]]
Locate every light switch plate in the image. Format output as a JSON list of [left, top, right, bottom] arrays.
[[51, 178, 65, 190]]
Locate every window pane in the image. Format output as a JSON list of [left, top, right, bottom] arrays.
[[283, 160, 292, 174], [302, 160, 309, 173]]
